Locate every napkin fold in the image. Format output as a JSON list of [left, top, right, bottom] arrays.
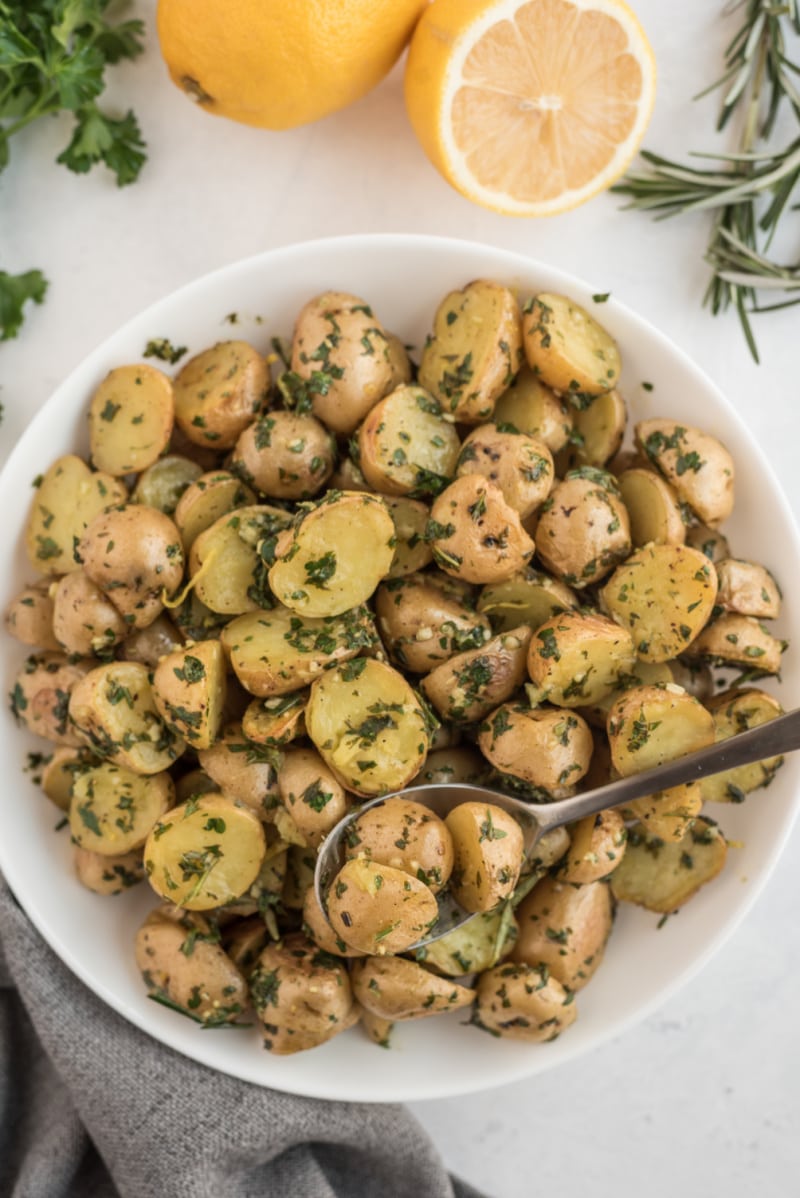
[[0, 880, 486, 1198]]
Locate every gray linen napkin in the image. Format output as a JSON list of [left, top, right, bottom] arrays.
[[0, 880, 487, 1198]]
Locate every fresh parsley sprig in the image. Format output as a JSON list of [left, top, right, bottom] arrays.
[[613, 0, 800, 361], [0, 0, 147, 339]]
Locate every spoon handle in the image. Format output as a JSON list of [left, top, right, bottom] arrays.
[[532, 705, 800, 835]]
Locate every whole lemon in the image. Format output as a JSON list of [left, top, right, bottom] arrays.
[[157, 0, 429, 130]]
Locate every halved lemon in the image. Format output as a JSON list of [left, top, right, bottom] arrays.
[[404, 0, 657, 217]]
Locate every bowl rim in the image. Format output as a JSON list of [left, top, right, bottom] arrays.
[[1, 231, 798, 1102]]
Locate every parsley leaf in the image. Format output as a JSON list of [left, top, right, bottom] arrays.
[[0, 269, 48, 341]]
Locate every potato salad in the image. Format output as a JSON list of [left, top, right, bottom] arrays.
[[6, 282, 788, 1052]]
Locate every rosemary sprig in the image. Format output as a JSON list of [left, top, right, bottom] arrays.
[[613, 0, 800, 362]]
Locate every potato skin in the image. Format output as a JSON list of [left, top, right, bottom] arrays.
[[479, 704, 593, 796], [715, 558, 781, 619], [277, 746, 350, 848], [11, 652, 92, 746], [5, 581, 60, 651], [197, 723, 279, 820], [512, 877, 614, 991], [428, 475, 535, 584], [326, 859, 439, 954], [74, 846, 146, 894], [351, 956, 475, 1020], [534, 472, 631, 589], [136, 906, 248, 1024], [51, 570, 128, 657], [558, 809, 627, 884], [79, 504, 184, 631], [636, 419, 735, 527], [456, 425, 554, 519], [346, 798, 454, 893], [418, 280, 523, 423], [526, 611, 636, 708], [302, 885, 366, 958], [375, 571, 491, 674], [422, 627, 532, 724], [231, 410, 335, 500], [173, 340, 269, 449], [291, 292, 397, 434], [250, 933, 356, 1054], [445, 802, 524, 912], [474, 962, 578, 1041]]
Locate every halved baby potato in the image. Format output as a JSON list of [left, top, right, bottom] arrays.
[[51, 570, 128, 657], [11, 652, 92, 746], [357, 384, 461, 497], [685, 523, 730, 563], [455, 425, 554, 519], [701, 687, 784, 803], [534, 471, 630, 589], [523, 293, 620, 398], [478, 704, 593, 796], [5, 580, 60, 651], [69, 660, 185, 774], [136, 907, 248, 1025], [352, 956, 475, 1020], [421, 626, 532, 724], [477, 568, 577, 633], [326, 858, 439, 954], [474, 962, 577, 1041], [375, 570, 491, 674], [278, 746, 350, 848], [173, 470, 256, 550], [617, 467, 686, 548], [25, 455, 127, 576], [131, 454, 203, 515], [231, 410, 335, 500], [602, 543, 718, 662], [74, 846, 146, 895], [636, 419, 734, 527], [196, 723, 279, 820], [683, 613, 785, 675], [383, 496, 435, 578], [558, 809, 627, 884], [70, 763, 174, 855], [251, 934, 357, 1054], [305, 657, 429, 795], [346, 798, 454, 894], [418, 280, 523, 423], [152, 639, 227, 750], [526, 611, 636, 708], [89, 364, 174, 476], [607, 684, 716, 777], [144, 793, 267, 910], [242, 692, 306, 746], [512, 876, 614, 991], [610, 818, 728, 913], [715, 559, 781, 619], [188, 504, 291, 614], [269, 492, 395, 618], [492, 366, 573, 453], [427, 475, 534, 584], [173, 340, 269, 449], [445, 801, 525, 913], [557, 388, 627, 471], [418, 904, 518, 977]]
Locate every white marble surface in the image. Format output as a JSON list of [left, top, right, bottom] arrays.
[[1, 2, 798, 1194]]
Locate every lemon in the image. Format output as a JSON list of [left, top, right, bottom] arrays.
[[404, 0, 657, 216], [157, 0, 428, 130]]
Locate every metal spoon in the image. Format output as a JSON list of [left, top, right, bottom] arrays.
[[314, 706, 800, 949]]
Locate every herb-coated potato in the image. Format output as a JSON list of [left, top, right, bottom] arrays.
[[360, 1010, 394, 1049], [173, 340, 269, 449], [602, 543, 718, 662], [701, 688, 784, 803], [326, 858, 439, 954], [231, 410, 335, 500], [25, 455, 126, 576], [427, 476, 534, 584], [188, 504, 290, 615], [269, 492, 395, 618], [173, 470, 256, 550], [445, 802, 525, 913], [136, 906, 248, 1024], [418, 280, 523, 423], [418, 904, 518, 977], [121, 614, 185, 669], [89, 364, 174, 476], [131, 454, 203, 515], [51, 570, 128, 657], [558, 810, 627, 884], [351, 956, 475, 1020], [384, 331, 413, 388], [526, 611, 636, 708], [277, 746, 350, 848], [523, 293, 620, 398], [223, 917, 270, 976], [70, 763, 174, 855], [636, 419, 735, 527], [152, 640, 227, 750], [79, 504, 184, 631], [685, 522, 730, 563], [621, 783, 703, 843], [346, 798, 454, 894], [197, 723, 279, 820], [610, 818, 728, 913], [383, 496, 435, 578], [558, 388, 627, 471], [669, 658, 714, 702], [575, 659, 675, 729], [512, 877, 613, 991], [10, 652, 91, 746], [492, 366, 573, 453], [290, 292, 397, 435], [683, 613, 785, 674], [74, 845, 145, 895], [607, 684, 715, 777], [68, 661, 185, 774], [40, 747, 94, 810], [173, 768, 218, 805], [5, 580, 60, 651], [375, 571, 490, 674], [534, 470, 630, 589], [417, 746, 490, 787], [477, 568, 577, 633], [456, 425, 554, 519], [328, 454, 371, 494], [167, 422, 222, 472], [250, 933, 357, 1053], [422, 627, 532, 724], [479, 704, 594, 796], [242, 692, 306, 746], [302, 885, 366, 958], [715, 559, 781, 619], [474, 962, 578, 1041], [617, 467, 686, 548], [357, 384, 461, 497], [282, 844, 317, 910], [221, 604, 374, 697], [305, 658, 429, 796], [144, 794, 267, 910]]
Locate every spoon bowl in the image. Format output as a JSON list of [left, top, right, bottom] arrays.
[[315, 707, 800, 950]]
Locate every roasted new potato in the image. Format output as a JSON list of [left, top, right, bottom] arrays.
[[173, 470, 256, 550], [477, 568, 577, 633], [25, 455, 126, 576], [5, 580, 60, 651], [277, 746, 350, 848], [427, 476, 535, 584], [375, 570, 490, 674], [422, 626, 532, 724], [136, 906, 248, 1024], [636, 419, 735, 527], [11, 652, 92, 746], [352, 956, 475, 1020], [346, 798, 454, 894], [610, 818, 728, 913], [231, 409, 335, 500], [617, 467, 686, 548], [250, 933, 358, 1053], [474, 962, 578, 1041], [479, 703, 594, 795], [492, 366, 573, 453], [357, 384, 461, 496], [173, 340, 269, 449], [445, 802, 525, 913], [534, 470, 630, 588], [326, 858, 439, 954], [512, 876, 614, 991], [456, 425, 554, 520], [70, 763, 174, 855], [526, 611, 636, 708], [89, 364, 174, 476], [523, 293, 620, 398]]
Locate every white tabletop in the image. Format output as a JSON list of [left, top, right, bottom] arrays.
[[2, 3, 798, 1195]]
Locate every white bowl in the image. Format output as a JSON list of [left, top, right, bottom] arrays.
[[1, 234, 797, 1103]]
